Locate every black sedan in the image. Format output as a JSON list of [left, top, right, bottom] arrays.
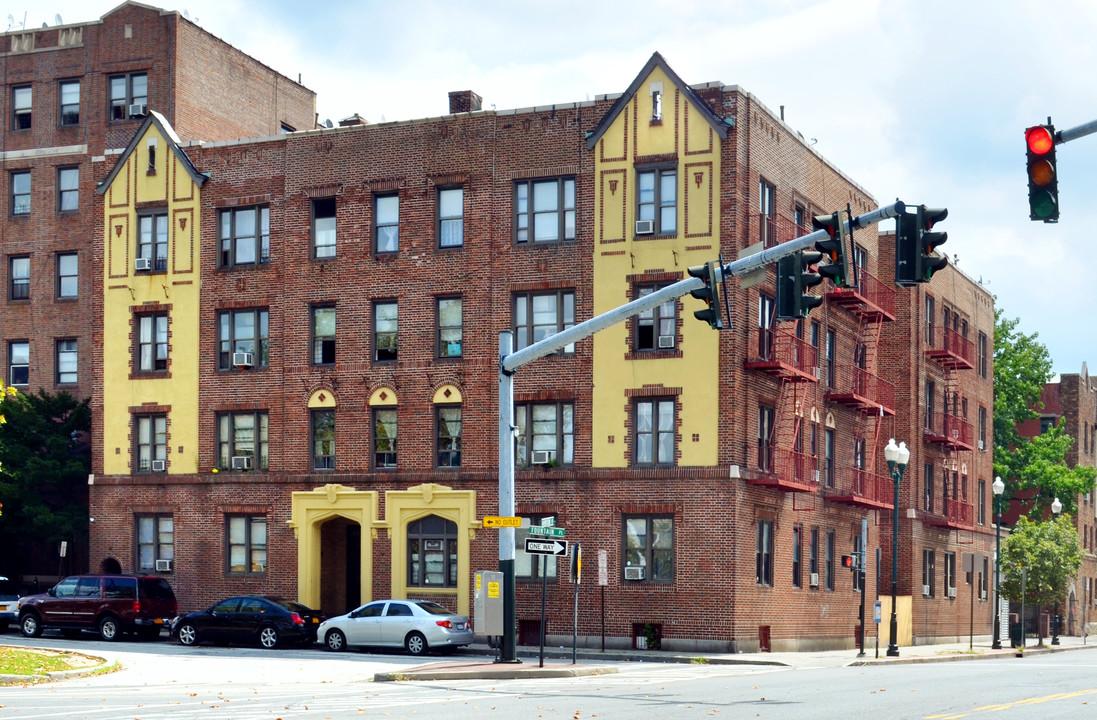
[[172, 596, 323, 649]]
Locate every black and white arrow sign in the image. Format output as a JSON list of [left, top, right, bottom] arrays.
[[524, 537, 569, 556]]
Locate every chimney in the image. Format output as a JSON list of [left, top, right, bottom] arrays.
[[448, 90, 482, 115], [338, 113, 368, 127]]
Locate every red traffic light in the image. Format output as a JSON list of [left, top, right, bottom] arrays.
[[841, 555, 855, 569], [1026, 126, 1055, 155]]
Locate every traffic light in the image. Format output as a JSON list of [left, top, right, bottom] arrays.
[[896, 205, 949, 285], [1026, 123, 1059, 222], [919, 207, 949, 281], [687, 260, 724, 329], [776, 250, 824, 320], [842, 555, 856, 570], [812, 212, 851, 287]]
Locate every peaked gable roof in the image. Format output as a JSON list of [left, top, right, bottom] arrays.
[[586, 51, 731, 150], [96, 110, 209, 195]]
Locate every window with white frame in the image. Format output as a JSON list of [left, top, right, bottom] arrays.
[[514, 291, 575, 352], [436, 405, 462, 467], [226, 515, 266, 573], [11, 171, 29, 216], [135, 414, 166, 473], [515, 402, 573, 468], [636, 284, 676, 351], [312, 197, 336, 259], [8, 341, 28, 386], [637, 167, 676, 234], [12, 86, 31, 130], [312, 306, 335, 365], [137, 313, 168, 372], [59, 80, 80, 126], [374, 194, 399, 253], [10, 256, 29, 300], [57, 253, 78, 299], [135, 514, 173, 571], [137, 212, 168, 272], [374, 301, 398, 362], [437, 297, 462, 358], [57, 167, 79, 212], [55, 338, 77, 385], [515, 177, 575, 243], [373, 408, 397, 469], [634, 398, 675, 466], [438, 187, 463, 248]]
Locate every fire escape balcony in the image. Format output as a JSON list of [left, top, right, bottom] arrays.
[[753, 212, 805, 249], [924, 326, 975, 370], [922, 413, 975, 451], [825, 267, 896, 321], [746, 447, 819, 493], [744, 329, 819, 382], [924, 498, 975, 530], [824, 466, 895, 510], [824, 365, 895, 416]]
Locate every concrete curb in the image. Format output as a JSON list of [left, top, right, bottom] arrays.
[[0, 648, 114, 684], [849, 642, 1092, 667], [374, 661, 620, 682]]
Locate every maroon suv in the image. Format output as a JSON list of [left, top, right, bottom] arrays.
[[18, 574, 177, 641]]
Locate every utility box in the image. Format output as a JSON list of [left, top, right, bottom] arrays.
[[474, 570, 504, 637]]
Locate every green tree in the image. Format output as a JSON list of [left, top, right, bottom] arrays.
[[1000, 515, 1082, 645]]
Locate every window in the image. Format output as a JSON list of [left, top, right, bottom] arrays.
[[55, 339, 77, 385], [407, 515, 458, 587], [515, 177, 575, 243], [57, 167, 78, 212], [10, 256, 29, 300], [374, 301, 398, 362], [809, 526, 819, 584], [227, 515, 267, 573], [217, 308, 269, 369], [374, 194, 399, 253], [758, 404, 774, 472], [978, 479, 987, 525], [979, 406, 987, 450], [978, 332, 988, 378], [634, 398, 675, 466], [312, 409, 335, 470], [217, 412, 269, 470], [437, 297, 462, 358], [137, 313, 169, 372], [312, 306, 335, 365], [824, 428, 836, 488], [312, 197, 336, 259], [373, 408, 397, 469], [59, 80, 80, 126], [138, 212, 168, 272], [924, 462, 935, 512], [517, 514, 558, 579], [637, 167, 676, 234], [758, 178, 776, 245], [11, 171, 29, 216], [792, 524, 803, 589], [8, 341, 28, 385], [756, 518, 774, 586], [12, 86, 31, 130], [923, 548, 936, 597], [624, 515, 674, 582], [825, 329, 836, 387], [109, 72, 147, 120], [135, 514, 173, 571], [514, 291, 575, 352], [57, 253, 78, 299], [219, 206, 270, 267], [945, 551, 956, 595], [925, 380, 936, 431], [438, 187, 463, 247], [436, 405, 462, 467], [135, 414, 166, 473], [825, 530, 835, 590], [516, 402, 573, 468], [636, 285, 676, 351], [925, 295, 935, 346]]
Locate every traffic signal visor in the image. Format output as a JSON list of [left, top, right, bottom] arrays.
[[812, 212, 851, 287], [687, 261, 723, 329], [1026, 124, 1059, 222]]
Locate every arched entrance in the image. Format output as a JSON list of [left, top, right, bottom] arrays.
[[318, 516, 361, 616]]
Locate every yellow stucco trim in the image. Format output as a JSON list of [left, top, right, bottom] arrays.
[[432, 385, 463, 405], [307, 389, 337, 408], [369, 387, 398, 406]]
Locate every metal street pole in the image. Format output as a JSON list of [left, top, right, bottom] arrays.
[[884, 439, 908, 657], [992, 476, 1004, 649]]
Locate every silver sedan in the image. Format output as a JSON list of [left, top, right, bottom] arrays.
[[317, 599, 473, 655]]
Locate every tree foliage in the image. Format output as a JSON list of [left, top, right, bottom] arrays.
[[1001, 516, 1081, 625]]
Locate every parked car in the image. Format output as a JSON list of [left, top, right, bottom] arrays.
[[172, 596, 323, 649], [0, 576, 20, 632], [17, 574, 177, 641], [317, 599, 473, 655]]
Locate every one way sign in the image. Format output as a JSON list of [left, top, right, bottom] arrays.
[[525, 537, 569, 557]]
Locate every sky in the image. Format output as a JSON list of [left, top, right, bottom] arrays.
[[18, 0, 1097, 376]]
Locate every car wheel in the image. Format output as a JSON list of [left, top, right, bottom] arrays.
[[177, 622, 198, 646], [20, 613, 43, 638], [98, 616, 121, 642], [325, 628, 347, 652], [405, 631, 428, 656], [258, 625, 279, 649]]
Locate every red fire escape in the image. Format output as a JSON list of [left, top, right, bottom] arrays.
[[923, 324, 976, 530]]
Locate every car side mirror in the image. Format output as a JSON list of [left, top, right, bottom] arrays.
[[47, 587, 57, 597]]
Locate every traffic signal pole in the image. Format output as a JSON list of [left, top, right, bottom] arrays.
[[1056, 117, 1097, 144], [494, 199, 908, 663]]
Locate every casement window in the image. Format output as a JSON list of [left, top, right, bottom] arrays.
[[437, 187, 464, 248], [10, 256, 29, 300], [137, 313, 169, 372], [57, 167, 79, 212], [756, 518, 774, 586], [825, 530, 836, 591], [637, 167, 676, 235], [437, 297, 462, 358], [8, 341, 28, 386], [11, 171, 29, 216], [135, 514, 173, 571], [515, 402, 573, 468], [311, 409, 335, 470], [515, 177, 575, 243], [57, 253, 78, 299], [374, 194, 399, 253], [407, 515, 458, 587], [792, 524, 803, 588], [514, 291, 575, 352], [516, 514, 558, 579], [312, 197, 336, 259], [217, 411, 269, 471], [923, 548, 936, 597], [135, 414, 167, 473], [55, 339, 77, 385], [217, 308, 269, 369], [12, 86, 31, 130], [59, 80, 80, 126], [373, 301, 398, 362], [373, 408, 397, 469], [623, 515, 674, 582], [219, 205, 270, 267], [758, 404, 774, 472], [634, 398, 675, 466], [312, 306, 335, 365], [109, 72, 147, 120], [137, 212, 168, 272], [436, 405, 462, 467], [226, 515, 267, 574], [636, 285, 676, 351]]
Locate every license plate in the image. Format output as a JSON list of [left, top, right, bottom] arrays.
[[312, 617, 319, 624], [456, 622, 466, 630], [154, 618, 163, 624]]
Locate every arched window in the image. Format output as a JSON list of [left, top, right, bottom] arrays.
[[407, 515, 457, 587]]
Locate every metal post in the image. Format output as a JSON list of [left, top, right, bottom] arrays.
[[858, 517, 867, 657], [888, 466, 900, 657], [498, 332, 519, 663], [993, 492, 1002, 649]]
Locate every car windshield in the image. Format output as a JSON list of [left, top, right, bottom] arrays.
[[273, 599, 310, 613], [414, 601, 454, 616]]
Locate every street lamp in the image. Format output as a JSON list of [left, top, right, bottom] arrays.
[[884, 438, 909, 657], [1051, 496, 1062, 645], [992, 476, 1005, 649]]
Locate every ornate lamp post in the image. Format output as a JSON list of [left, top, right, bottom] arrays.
[[1051, 496, 1063, 645], [884, 438, 909, 657], [992, 476, 1005, 649]]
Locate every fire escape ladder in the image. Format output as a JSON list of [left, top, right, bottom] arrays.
[[858, 312, 884, 374], [775, 376, 805, 450]]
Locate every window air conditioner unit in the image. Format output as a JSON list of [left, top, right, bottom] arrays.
[[922, 584, 931, 596], [232, 352, 254, 368], [948, 587, 957, 599], [812, 367, 821, 378], [531, 450, 555, 466], [155, 559, 172, 572], [230, 455, 253, 470], [980, 590, 987, 601], [812, 470, 821, 483], [809, 572, 819, 588], [134, 257, 151, 271], [657, 335, 675, 349], [978, 440, 985, 451], [151, 460, 166, 472], [624, 566, 645, 581], [635, 219, 655, 235], [129, 103, 147, 118]]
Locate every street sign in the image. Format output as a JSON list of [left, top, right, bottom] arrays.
[[482, 516, 522, 528], [528, 525, 566, 537], [525, 538, 569, 556]]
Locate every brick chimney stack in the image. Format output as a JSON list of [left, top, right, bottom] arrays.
[[448, 90, 482, 114]]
